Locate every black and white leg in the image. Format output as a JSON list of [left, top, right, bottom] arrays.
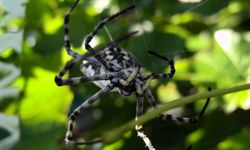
[[135, 83, 156, 150], [84, 5, 136, 70], [55, 57, 84, 86], [119, 67, 140, 86], [64, 0, 82, 58], [55, 74, 116, 86], [97, 31, 138, 52], [54, 53, 119, 86], [144, 89, 210, 123], [142, 50, 175, 82], [65, 83, 115, 145]]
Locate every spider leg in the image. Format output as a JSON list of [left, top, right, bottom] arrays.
[[64, 0, 82, 58], [65, 83, 114, 145], [84, 5, 135, 70], [142, 50, 175, 81], [55, 57, 85, 84], [144, 88, 210, 123], [85, 5, 135, 54], [119, 67, 140, 86], [55, 52, 119, 86], [55, 74, 115, 86], [135, 82, 156, 150], [97, 31, 138, 52]]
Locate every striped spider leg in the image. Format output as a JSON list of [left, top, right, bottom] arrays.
[[132, 52, 210, 150], [134, 79, 156, 150], [83, 3, 135, 71], [63, 0, 135, 70], [143, 51, 210, 124], [64, 83, 115, 145]]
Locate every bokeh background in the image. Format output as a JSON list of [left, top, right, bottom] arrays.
[[1, 0, 250, 149]]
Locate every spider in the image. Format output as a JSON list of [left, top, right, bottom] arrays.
[[55, 0, 210, 149]]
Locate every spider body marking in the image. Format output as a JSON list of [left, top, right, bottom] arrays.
[[80, 46, 141, 96], [55, 0, 211, 149]]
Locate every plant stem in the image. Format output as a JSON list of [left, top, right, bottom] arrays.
[[101, 83, 250, 143]]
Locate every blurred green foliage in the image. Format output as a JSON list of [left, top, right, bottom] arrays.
[[0, 0, 250, 150]]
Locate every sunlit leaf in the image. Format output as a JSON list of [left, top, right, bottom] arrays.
[[218, 127, 250, 150], [191, 29, 250, 112], [20, 67, 72, 125], [15, 67, 73, 150]]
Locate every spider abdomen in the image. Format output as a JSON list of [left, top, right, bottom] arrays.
[[99, 47, 140, 71], [80, 57, 111, 89]]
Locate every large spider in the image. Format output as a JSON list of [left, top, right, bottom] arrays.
[[55, 0, 210, 149]]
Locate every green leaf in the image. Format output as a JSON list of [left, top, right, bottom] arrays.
[[218, 127, 250, 150], [15, 67, 72, 150], [192, 29, 250, 112]]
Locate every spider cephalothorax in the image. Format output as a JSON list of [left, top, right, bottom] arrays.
[[55, 0, 210, 149]]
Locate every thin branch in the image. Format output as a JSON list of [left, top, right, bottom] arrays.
[[101, 83, 250, 143]]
